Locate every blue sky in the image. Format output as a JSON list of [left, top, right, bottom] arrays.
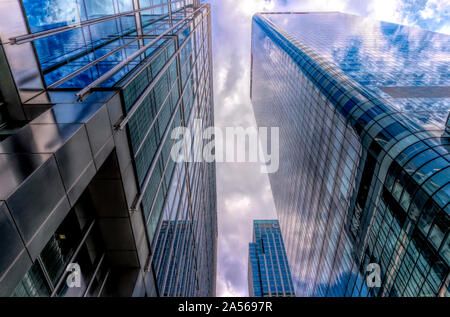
[[208, 0, 450, 297]]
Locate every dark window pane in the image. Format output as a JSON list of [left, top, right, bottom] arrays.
[[56, 223, 105, 297], [40, 211, 84, 284], [11, 262, 51, 297]]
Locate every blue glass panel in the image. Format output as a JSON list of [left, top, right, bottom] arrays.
[[22, 0, 83, 33], [34, 27, 87, 72], [117, 0, 134, 12], [84, 0, 115, 19], [433, 182, 450, 208]]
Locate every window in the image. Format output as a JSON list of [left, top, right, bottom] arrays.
[[11, 262, 51, 297], [11, 191, 109, 297]]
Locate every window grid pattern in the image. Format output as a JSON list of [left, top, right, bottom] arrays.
[[251, 13, 449, 297], [123, 5, 216, 297], [248, 220, 296, 297]]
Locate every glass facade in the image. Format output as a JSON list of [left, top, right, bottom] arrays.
[[251, 12, 449, 297], [0, 0, 216, 297], [248, 220, 295, 297]]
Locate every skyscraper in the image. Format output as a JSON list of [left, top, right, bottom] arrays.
[[248, 220, 295, 297], [0, 0, 216, 297], [251, 12, 449, 297]]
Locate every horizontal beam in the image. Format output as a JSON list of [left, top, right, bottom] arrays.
[[76, 5, 207, 101]]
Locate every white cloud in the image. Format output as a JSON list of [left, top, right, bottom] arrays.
[[418, 0, 448, 22], [439, 24, 450, 34], [366, 0, 405, 24], [232, 0, 276, 16]]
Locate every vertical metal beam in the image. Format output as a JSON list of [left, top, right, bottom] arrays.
[[133, 0, 144, 38]]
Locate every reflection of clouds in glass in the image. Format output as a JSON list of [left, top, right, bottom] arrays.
[[407, 109, 449, 131], [84, 0, 115, 19], [23, 0, 80, 32], [268, 13, 449, 91], [22, 0, 130, 32], [266, 12, 449, 118], [44, 0, 80, 25]]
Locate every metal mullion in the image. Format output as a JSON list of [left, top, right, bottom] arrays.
[[118, 9, 204, 130], [129, 19, 209, 213], [190, 200, 205, 295], [48, 37, 139, 88], [158, 191, 188, 295], [44, 7, 164, 87], [206, 5, 214, 117], [36, 256, 55, 293], [154, 171, 188, 275], [272, 232, 284, 295], [132, 0, 143, 37], [144, 6, 210, 291], [181, 65, 209, 230], [167, 219, 190, 296], [50, 220, 96, 297], [193, 26, 200, 94], [143, 133, 178, 225], [9, 1, 186, 45], [192, 164, 206, 253], [167, 190, 193, 295], [97, 269, 111, 297], [147, 159, 187, 261], [133, 71, 178, 157], [181, 137, 199, 229], [180, 198, 199, 296], [153, 158, 190, 277], [168, 0, 174, 27], [174, 23, 185, 129], [143, 174, 174, 276], [163, 218, 187, 295], [177, 24, 210, 255], [77, 5, 206, 100], [120, 37, 173, 90], [83, 252, 106, 297], [181, 217, 198, 296], [186, 48, 212, 292], [156, 194, 186, 292], [181, 161, 202, 295], [148, 165, 187, 274], [131, 101, 179, 213], [172, 222, 191, 295], [185, 255, 195, 295], [132, 26, 208, 157]]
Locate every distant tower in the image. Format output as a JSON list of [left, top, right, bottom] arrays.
[[248, 220, 295, 297]]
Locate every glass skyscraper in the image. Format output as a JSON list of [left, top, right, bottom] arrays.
[[0, 0, 216, 297], [248, 220, 295, 297], [251, 12, 449, 297]]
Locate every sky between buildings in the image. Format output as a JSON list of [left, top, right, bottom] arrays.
[[207, 0, 450, 297]]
